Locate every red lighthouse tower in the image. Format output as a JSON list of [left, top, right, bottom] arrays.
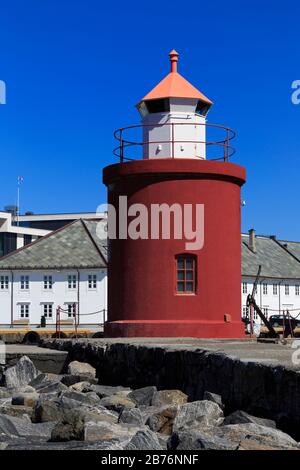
[[103, 51, 246, 338]]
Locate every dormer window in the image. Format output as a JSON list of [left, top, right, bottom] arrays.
[[196, 100, 210, 117], [145, 98, 170, 114]]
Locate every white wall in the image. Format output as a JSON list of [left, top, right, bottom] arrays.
[[241, 277, 300, 321], [0, 268, 107, 326]]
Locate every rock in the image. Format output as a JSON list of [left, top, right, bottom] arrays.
[[50, 408, 122, 442], [203, 391, 224, 410], [12, 391, 39, 408], [4, 356, 39, 389], [69, 381, 93, 392], [128, 386, 157, 406], [223, 410, 276, 429], [100, 394, 136, 413], [0, 414, 55, 439], [34, 395, 118, 424], [151, 390, 188, 407], [125, 429, 163, 450], [29, 373, 62, 389], [0, 443, 8, 450], [37, 381, 68, 395], [173, 400, 224, 432], [83, 421, 140, 443], [119, 408, 145, 426], [67, 361, 96, 380], [146, 406, 178, 435], [169, 429, 236, 450], [90, 384, 131, 399], [169, 423, 300, 450], [0, 388, 11, 399], [0, 404, 33, 420], [61, 375, 97, 387], [60, 389, 101, 407], [17, 385, 36, 394]]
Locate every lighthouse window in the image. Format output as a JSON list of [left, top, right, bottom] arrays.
[[196, 100, 210, 117], [145, 99, 170, 114], [176, 255, 196, 294]]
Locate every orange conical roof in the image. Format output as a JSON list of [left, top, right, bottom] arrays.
[[138, 50, 213, 105]]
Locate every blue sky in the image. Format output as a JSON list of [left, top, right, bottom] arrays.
[[0, 0, 299, 239]]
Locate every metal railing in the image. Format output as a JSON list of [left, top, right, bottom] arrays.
[[113, 122, 236, 163]]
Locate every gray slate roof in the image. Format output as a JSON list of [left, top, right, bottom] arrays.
[[0, 220, 107, 270], [242, 234, 300, 279]]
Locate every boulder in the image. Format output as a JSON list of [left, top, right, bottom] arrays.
[[146, 406, 178, 435], [128, 386, 157, 406], [61, 375, 97, 387], [169, 423, 300, 450], [0, 414, 55, 439], [0, 388, 12, 399], [173, 400, 224, 432], [60, 389, 101, 407], [67, 361, 96, 380], [36, 381, 68, 395], [223, 410, 276, 429], [4, 356, 39, 389], [90, 384, 131, 399], [119, 408, 145, 426], [29, 373, 62, 389], [125, 429, 163, 450], [83, 421, 140, 443], [0, 404, 33, 420], [50, 409, 123, 442], [151, 390, 188, 407], [0, 443, 8, 450], [100, 393, 136, 413], [203, 391, 224, 410], [12, 391, 39, 408], [69, 381, 93, 393]]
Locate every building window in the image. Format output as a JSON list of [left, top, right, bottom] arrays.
[[273, 284, 278, 295], [20, 275, 29, 290], [263, 307, 269, 318], [66, 303, 76, 318], [285, 284, 289, 295], [242, 282, 247, 294], [88, 274, 97, 290], [263, 283, 268, 295], [20, 303, 29, 319], [0, 275, 9, 290], [242, 306, 249, 318], [43, 303, 53, 318], [176, 255, 196, 294], [44, 275, 53, 290], [296, 285, 300, 296], [68, 274, 77, 289]]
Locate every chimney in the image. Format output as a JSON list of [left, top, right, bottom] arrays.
[[248, 228, 256, 253]]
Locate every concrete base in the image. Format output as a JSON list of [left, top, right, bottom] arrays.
[[104, 320, 245, 338], [4, 345, 68, 374]]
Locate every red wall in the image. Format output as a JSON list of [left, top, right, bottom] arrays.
[[103, 159, 246, 338]]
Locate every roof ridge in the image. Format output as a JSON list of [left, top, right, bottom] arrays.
[[81, 219, 107, 265]]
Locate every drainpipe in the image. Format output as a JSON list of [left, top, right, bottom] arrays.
[[10, 271, 14, 328], [278, 280, 283, 314], [77, 269, 80, 325]]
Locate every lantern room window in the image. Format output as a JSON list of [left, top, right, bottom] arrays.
[[176, 255, 196, 294]]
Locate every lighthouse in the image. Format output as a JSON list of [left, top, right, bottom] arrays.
[[103, 51, 246, 338]]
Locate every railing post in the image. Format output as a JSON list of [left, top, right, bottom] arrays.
[[224, 128, 229, 162], [120, 129, 124, 163]]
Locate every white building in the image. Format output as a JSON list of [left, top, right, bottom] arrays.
[[0, 211, 50, 257], [241, 229, 300, 321], [0, 219, 107, 328]]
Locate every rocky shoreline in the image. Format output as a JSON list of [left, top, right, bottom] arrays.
[[0, 355, 299, 450]]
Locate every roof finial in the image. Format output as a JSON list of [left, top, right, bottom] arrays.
[[169, 49, 179, 73]]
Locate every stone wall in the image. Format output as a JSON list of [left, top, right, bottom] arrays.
[[41, 339, 300, 439]]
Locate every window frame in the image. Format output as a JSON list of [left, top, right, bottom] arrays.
[[0, 275, 9, 290], [67, 274, 77, 290], [88, 274, 97, 290], [175, 254, 197, 295], [42, 303, 53, 318], [20, 275, 29, 291], [19, 303, 30, 319], [43, 275, 53, 290]]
